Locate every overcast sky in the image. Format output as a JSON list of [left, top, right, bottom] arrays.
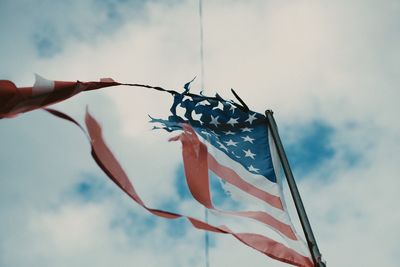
[[1, 0, 400, 266]]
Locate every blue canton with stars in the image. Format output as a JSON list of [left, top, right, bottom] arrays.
[[151, 91, 277, 183]]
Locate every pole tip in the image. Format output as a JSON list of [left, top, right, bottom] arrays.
[[265, 109, 274, 115]]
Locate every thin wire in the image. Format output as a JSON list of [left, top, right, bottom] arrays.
[[199, 0, 205, 91], [199, 1, 210, 267], [204, 206, 210, 267]]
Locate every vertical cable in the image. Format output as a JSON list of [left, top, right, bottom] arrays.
[[199, 1, 209, 267], [204, 206, 210, 267], [199, 0, 205, 91]]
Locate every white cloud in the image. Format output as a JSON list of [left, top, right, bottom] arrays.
[[1, 0, 400, 266]]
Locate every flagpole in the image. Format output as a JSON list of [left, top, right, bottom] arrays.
[[265, 110, 326, 267]]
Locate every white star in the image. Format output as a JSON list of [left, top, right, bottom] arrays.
[[182, 95, 192, 102], [201, 130, 212, 137], [217, 141, 229, 152], [223, 130, 235, 135], [225, 139, 238, 147], [191, 110, 203, 125], [210, 115, 220, 127], [212, 101, 224, 111], [210, 130, 220, 137], [248, 165, 260, 173], [232, 152, 241, 158], [241, 135, 255, 144], [227, 117, 239, 127], [195, 100, 208, 107], [241, 127, 253, 132], [246, 113, 257, 125], [243, 149, 256, 159], [229, 103, 236, 113]]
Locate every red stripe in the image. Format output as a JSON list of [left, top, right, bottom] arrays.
[[180, 124, 283, 210], [177, 124, 297, 240], [233, 232, 313, 267], [226, 210, 297, 240], [208, 155, 298, 239], [43, 80, 120, 106], [45, 108, 313, 267], [0, 78, 120, 118], [208, 153, 284, 210], [40, 81, 78, 106]]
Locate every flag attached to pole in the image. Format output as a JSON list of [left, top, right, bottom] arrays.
[[0, 74, 120, 119], [1, 73, 315, 266], [44, 85, 314, 266], [150, 90, 313, 266]]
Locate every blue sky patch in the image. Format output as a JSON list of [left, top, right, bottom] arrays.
[[72, 172, 113, 202], [174, 164, 192, 200], [165, 217, 188, 238], [33, 28, 63, 58], [110, 210, 158, 240], [283, 120, 335, 176]]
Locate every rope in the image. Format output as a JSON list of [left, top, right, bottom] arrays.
[[199, 0, 205, 91], [198, 1, 210, 267]]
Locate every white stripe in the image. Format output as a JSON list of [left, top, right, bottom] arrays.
[[197, 133, 289, 222], [196, 128, 311, 258], [8, 74, 55, 114], [208, 208, 311, 257], [268, 127, 312, 258], [33, 74, 55, 96], [196, 133, 281, 197], [218, 180, 290, 224]]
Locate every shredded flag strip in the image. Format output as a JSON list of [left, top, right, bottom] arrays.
[[0, 74, 175, 119], [1, 75, 314, 266], [0, 74, 120, 118]]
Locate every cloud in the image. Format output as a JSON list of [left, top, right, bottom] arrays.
[[1, 0, 400, 267]]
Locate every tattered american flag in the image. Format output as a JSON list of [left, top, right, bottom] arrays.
[[150, 92, 313, 266], [0, 74, 313, 266]]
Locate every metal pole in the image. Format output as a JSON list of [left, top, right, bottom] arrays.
[[265, 110, 326, 267]]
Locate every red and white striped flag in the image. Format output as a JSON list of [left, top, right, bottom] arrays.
[[150, 92, 314, 266], [0, 74, 120, 118], [45, 85, 314, 266], [2, 73, 315, 266], [46, 106, 314, 267]]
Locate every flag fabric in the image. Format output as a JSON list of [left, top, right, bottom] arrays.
[[45, 105, 313, 267], [0, 74, 120, 118], [151, 91, 313, 266], [1, 73, 314, 266]]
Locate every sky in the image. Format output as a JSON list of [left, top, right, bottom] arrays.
[[1, 0, 400, 266]]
